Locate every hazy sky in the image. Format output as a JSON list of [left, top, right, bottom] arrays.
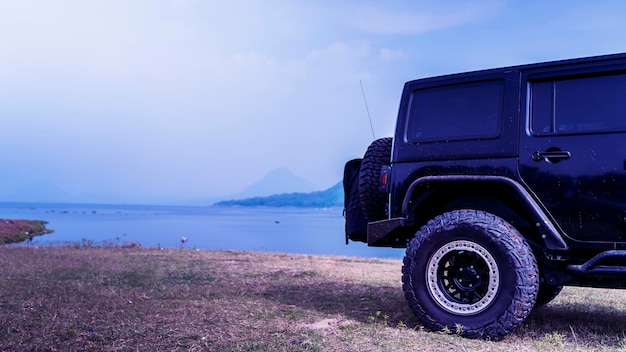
[[1, 0, 626, 203]]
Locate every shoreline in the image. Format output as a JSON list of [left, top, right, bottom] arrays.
[[0, 219, 52, 244]]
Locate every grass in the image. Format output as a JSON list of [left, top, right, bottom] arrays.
[[0, 219, 52, 244], [1, 246, 626, 351]]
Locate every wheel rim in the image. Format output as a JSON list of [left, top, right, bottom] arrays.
[[426, 240, 500, 315]]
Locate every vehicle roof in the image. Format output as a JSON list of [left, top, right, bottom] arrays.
[[406, 52, 626, 86]]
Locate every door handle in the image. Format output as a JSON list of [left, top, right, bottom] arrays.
[[531, 150, 571, 162]]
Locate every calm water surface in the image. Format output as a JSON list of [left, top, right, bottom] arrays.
[[0, 203, 404, 259]]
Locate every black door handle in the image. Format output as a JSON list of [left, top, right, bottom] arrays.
[[531, 150, 571, 162]]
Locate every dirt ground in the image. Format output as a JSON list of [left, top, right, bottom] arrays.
[[1, 247, 626, 351]]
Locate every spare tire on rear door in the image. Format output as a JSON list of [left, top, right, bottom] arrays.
[[359, 137, 392, 221]]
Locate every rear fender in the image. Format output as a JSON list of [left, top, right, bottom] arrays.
[[402, 175, 568, 251]]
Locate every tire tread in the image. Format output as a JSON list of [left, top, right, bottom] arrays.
[[358, 137, 392, 221]]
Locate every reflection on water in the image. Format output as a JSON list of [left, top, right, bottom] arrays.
[[0, 203, 403, 259]]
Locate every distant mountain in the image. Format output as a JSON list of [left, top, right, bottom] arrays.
[[215, 181, 343, 208], [2, 180, 76, 203], [0, 169, 325, 206], [233, 168, 318, 199]]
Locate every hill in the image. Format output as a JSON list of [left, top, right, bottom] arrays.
[[233, 168, 318, 199], [2, 180, 75, 203], [215, 181, 343, 207]]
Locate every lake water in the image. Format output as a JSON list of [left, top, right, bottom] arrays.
[[0, 202, 404, 259]]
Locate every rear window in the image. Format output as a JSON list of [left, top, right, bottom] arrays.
[[406, 80, 504, 143], [530, 72, 626, 135]]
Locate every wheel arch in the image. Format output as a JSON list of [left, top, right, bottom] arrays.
[[401, 175, 568, 252]]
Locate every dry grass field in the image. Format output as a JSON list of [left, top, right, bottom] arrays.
[[1, 246, 626, 351]]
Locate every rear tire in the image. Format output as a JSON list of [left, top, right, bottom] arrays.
[[359, 137, 392, 221], [535, 283, 563, 306], [402, 209, 539, 340]]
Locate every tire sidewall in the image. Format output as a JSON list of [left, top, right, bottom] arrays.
[[406, 220, 521, 330]]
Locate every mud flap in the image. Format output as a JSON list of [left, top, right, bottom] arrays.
[[343, 158, 367, 243]]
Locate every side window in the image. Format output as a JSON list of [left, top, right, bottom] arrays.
[[530, 73, 626, 135], [406, 80, 503, 143]]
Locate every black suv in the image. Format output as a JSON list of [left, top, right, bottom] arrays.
[[343, 53, 626, 339]]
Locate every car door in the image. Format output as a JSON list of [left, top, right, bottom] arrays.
[[519, 61, 626, 245]]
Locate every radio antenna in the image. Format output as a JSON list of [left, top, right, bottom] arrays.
[[359, 80, 376, 139]]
